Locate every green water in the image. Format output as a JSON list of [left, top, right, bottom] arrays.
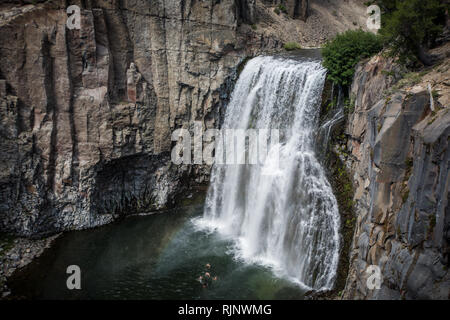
[[8, 200, 305, 300]]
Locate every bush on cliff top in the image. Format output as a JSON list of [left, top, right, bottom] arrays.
[[284, 42, 302, 51], [322, 30, 382, 87], [376, 0, 446, 66]]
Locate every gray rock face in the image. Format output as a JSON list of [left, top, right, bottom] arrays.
[[261, 0, 309, 20], [343, 55, 450, 299], [236, 0, 257, 24], [0, 0, 273, 236], [0, 1, 370, 236]]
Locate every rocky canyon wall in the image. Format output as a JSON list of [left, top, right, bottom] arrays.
[[260, 0, 309, 20], [2, 0, 447, 301], [0, 0, 369, 237], [0, 0, 280, 236], [342, 53, 450, 299]]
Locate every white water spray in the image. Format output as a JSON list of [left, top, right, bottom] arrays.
[[199, 56, 340, 291]]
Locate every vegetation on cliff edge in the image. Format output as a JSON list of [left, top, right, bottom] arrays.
[[322, 30, 383, 87], [376, 0, 447, 66], [323, 1, 447, 88], [284, 42, 302, 51]]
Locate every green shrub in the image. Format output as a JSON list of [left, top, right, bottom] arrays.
[[376, 0, 446, 66], [274, 8, 280, 15], [343, 94, 356, 113], [283, 42, 301, 51], [278, 4, 287, 14], [381, 69, 395, 77], [389, 71, 423, 91], [322, 29, 383, 87], [432, 90, 440, 99]]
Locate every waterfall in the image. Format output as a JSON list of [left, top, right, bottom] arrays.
[[198, 56, 340, 291], [317, 85, 345, 156]]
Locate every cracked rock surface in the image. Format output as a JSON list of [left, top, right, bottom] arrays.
[[0, 0, 368, 237], [342, 54, 450, 299], [0, 0, 254, 236]]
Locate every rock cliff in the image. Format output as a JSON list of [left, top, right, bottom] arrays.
[[0, 0, 256, 236], [0, 0, 368, 237], [342, 51, 450, 299]]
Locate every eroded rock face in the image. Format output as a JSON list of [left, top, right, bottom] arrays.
[[261, 0, 309, 20], [343, 55, 450, 299], [0, 0, 370, 236], [0, 0, 276, 236]]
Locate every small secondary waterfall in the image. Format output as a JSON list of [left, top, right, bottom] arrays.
[[200, 56, 340, 291], [317, 85, 345, 155]]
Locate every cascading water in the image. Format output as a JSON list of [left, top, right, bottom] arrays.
[[198, 56, 340, 291], [317, 85, 345, 155]]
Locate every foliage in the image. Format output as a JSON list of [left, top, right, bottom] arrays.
[[376, 0, 447, 65], [322, 29, 383, 87], [387, 70, 426, 93], [343, 94, 356, 113], [278, 4, 287, 14], [283, 42, 301, 51]]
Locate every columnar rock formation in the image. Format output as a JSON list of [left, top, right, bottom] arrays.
[[0, 0, 368, 236], [261, 0, 309, 20], [5, 0, 446, 301], [342, 55, 450, 299], [0, 0, 263, 236]]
